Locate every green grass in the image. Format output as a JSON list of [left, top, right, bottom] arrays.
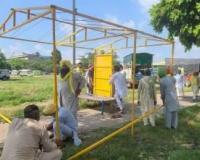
[[0, 75, 193, 118], [0, 76, 199, 159], [0, 76, 113, 117], [62, 105, 200, 160], [0, 76, 53, 107], [0, 76, 54, 117]]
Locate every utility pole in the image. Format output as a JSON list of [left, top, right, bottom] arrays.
[[72, 0, 76, 65]]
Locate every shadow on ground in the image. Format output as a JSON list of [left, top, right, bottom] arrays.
[[62, 105, 200, 160]]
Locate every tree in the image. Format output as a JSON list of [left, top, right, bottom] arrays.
[[29, 58, 53, 73], [8, 58, 29, 70], [51, 49, 62, 64], [0, 50, 11, 69], [8, 57, 53, 73], [79, 52, 95, 68], [150, 0, 200, 50]]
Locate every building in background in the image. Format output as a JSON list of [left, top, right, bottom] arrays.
[[9, 52, 51, 60], [165, 58, 200, 74]]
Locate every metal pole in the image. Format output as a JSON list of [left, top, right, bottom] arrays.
[[72, 0, 76, 65], [131, 32, 137, 135], [170, 41, 175, 73], [51, 6, 60, 140]]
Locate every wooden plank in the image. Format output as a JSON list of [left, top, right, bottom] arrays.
[[79, 94, 115, 102]]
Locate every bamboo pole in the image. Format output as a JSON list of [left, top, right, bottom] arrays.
[[51, 6, 60, 140], [0, 10, 50, 36], [0, 11, 13, 30], [131, 32, 137, 135], [14, 6, 51, 11], [13, 10, 16, 27], [170, 41, 175, 73], [0, 35, 93, 50], [57, 32, 133, 46], [72, 0, 76, 65], [54, 5, 170, 43]]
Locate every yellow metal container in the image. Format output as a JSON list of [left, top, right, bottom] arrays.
[[93, 54, 113, 97]]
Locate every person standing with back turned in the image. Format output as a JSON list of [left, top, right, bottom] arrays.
[[160, 69, 179, 129], [138, 69, 157, 127], [110, 64, 128, 115]]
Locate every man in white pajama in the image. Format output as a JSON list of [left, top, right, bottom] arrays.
[[51, 107, 82, 146], [138, 69, 157, 126], [110, 65, 128, 113], [174, 70, 184, 98]]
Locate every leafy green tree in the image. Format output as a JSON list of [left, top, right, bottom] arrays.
[[8, 58, 29, 70], [80, 52, 95, 68], [0, 51, 11, 69], [8, 57, 53, 73], [29, 58, 53, 73], [150, 0, 200, 50], [51, 49, 62, 64]]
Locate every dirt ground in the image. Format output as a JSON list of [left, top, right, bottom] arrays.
[[0, 92, 197, 149]]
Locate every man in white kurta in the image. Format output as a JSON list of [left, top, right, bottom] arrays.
[[138, 69, 157, 126], [1, 105, 62, 160], [174, 70, 184, 98], [110, 65, 128, 113], [59, 60, 85, 119]]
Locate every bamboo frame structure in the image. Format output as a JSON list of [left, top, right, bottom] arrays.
[[131, 32, 137, 135], [51, 6, 61, 141], [0, 4, 174, 159]]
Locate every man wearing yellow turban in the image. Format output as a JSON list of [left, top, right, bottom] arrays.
[[59, 60, 85, 120]]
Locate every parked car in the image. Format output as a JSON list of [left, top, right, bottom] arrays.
[[11, 70, 20, 76], [19, 69, 32, 76], [0, 69, 10, 80]]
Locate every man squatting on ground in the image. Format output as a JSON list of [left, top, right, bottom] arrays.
[[110, 64, 128, 114], [1, 104, 62, 160], [47, 105, 82, 146]]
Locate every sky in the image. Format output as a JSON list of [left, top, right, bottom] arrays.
[[0, 0, 199, 63]]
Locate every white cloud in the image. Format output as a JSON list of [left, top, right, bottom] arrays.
[[123, 20, 135, 28], [105, 15, 119, 23], [58, 23, 72, 34], [105, 14, 135, 28], [3, 42, 25, 58], [136, 0, 160, 11]]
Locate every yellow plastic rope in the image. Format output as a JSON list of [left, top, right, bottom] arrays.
[[61, 71, 75, 95]]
